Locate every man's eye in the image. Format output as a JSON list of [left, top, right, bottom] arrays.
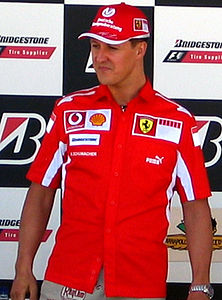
[[109, 46, 118, 50], [91, 44, 99, 48]]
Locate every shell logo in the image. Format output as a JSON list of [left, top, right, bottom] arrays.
[[89, 113, 106, 126]]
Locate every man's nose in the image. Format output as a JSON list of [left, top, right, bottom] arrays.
[[95, 48, 108, 62]]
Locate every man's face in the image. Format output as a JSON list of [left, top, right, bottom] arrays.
[[90, 39, 141, 87]]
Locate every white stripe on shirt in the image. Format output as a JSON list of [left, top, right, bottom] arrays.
[[176, 151, 195, 201], [42, 141, 67, 187]]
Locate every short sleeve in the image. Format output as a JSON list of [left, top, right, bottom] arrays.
[[175, 114, 211, 202], [26, 101, 67, 189]]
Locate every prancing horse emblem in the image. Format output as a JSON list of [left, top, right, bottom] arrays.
[[139, 118, 154, 133]]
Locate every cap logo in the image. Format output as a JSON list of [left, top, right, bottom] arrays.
[[102, 7, 116, 18], [133, 18, 149, 33]]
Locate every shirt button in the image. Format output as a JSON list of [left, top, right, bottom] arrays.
[[106, 228, 111, 233], [114, 171, 119, 177], [117, 144, 122, 149], [110, 200, 116, 206]]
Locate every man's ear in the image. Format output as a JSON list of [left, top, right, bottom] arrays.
[[136, 41, 147, 57]]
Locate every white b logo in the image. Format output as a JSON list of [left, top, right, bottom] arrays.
[[0, 113, 46, 165]]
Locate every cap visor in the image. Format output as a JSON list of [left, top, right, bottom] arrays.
[[78, 32, 131, 45]]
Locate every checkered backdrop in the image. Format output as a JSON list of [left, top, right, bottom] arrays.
[[0, 0, 222, 297]]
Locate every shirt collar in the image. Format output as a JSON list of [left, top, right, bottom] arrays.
[[94, 79, 154, 104], [139, 79, 155, 102]]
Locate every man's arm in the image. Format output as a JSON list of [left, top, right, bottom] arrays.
[[182, 198, 213, 300], [10, 182, 56, 300]]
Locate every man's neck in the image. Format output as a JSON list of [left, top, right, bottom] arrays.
[[107, 74, 146, 106]]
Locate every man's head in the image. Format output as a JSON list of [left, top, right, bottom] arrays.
[[78, 3, 150, 87], [78, 2, 150, 45]]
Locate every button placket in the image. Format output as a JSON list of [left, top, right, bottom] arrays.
[[104, 108, 130, 288]]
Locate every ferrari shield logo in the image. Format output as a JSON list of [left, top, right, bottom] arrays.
[[139, 118, 154, 133], [134, 19, 143, 30]]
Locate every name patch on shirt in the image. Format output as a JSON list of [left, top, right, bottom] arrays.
[[64, 109, 111, 133], [69, 134, 100, 146], [132, 113, 182, 144]]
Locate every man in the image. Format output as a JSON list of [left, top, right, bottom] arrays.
[[11, 3, 213, 300]]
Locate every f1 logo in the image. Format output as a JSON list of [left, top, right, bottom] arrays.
[[195, 116, 222, 168], [0, 113, 46, 165]]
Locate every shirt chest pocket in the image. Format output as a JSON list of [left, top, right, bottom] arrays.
[[126, 137, 178, 189]]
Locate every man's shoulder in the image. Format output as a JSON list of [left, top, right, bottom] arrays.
[[153, 91, 193, 120], [55, 85, 100, 108]]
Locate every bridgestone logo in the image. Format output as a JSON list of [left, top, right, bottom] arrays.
[[0, 219, 20, 226], [164, 40, 222, 64], [0, 35, 49, 44], [175, 39, 222, 49]]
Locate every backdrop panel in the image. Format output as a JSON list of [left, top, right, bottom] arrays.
[[175, 100, 222, 191], [0, 2, 64, 96], [0, 188, 61, 280], [4, 0, 64, 3], [0, 96, 57, 187], [153, 6, 222, 100], [155, 0, 222, 6]]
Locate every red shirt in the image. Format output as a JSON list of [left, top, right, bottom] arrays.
[[27, 81, 211, 298]]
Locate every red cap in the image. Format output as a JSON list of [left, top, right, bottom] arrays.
[[78, 2, 150, 45]]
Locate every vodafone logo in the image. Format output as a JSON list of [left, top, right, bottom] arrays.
[[68, 112, 83, 126], [0, 113, 46, 165], [102, 7, 116, 18], [65, 111, 86, 132], [195, 116, 222, 167]]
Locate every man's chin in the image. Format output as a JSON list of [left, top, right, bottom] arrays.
[[97, 76, 113, 86], [95, 70, 114, 85]]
